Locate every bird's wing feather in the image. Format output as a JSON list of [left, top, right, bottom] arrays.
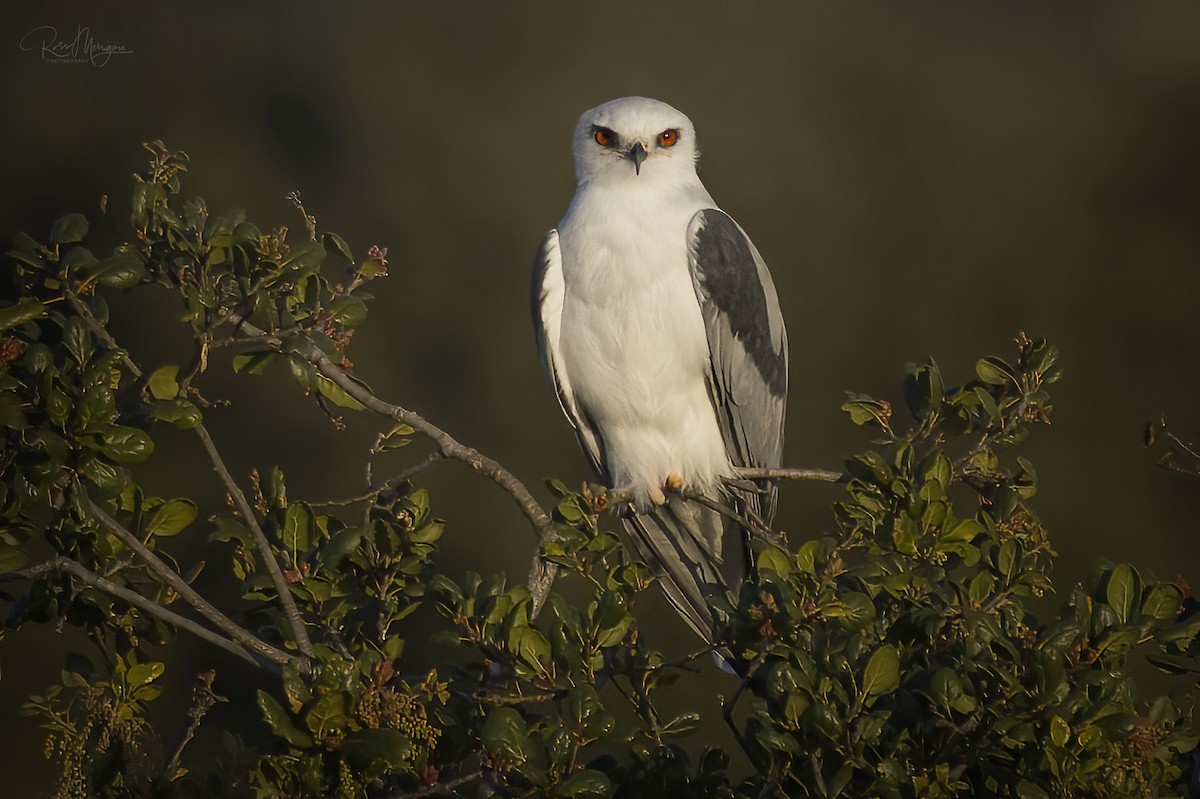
[[686, 209, 788, 522], [531, 229, 607, 479]]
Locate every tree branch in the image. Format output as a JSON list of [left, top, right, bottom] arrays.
[[84, 499, 297, 669], [16, 557, 259, 667], [193, 422, 316, 659], [62, 283, 143, 378], [733, 466, 844, 483], [224, 315, 561, 615]]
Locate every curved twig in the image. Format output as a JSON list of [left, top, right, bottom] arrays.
[[225, 315, 561, 615], [193, 422, 315, 659], [62, 286, 316, 662], [85, 500, 296, 669], [16, 557, 259, 667]]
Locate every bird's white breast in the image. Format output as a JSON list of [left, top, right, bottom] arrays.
[[556, 182, 731, 502]]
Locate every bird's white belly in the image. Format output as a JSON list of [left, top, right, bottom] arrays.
[[558, 222, 730, 502]]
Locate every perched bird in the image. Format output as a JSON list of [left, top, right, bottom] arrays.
[[532, 96, 788, 643]]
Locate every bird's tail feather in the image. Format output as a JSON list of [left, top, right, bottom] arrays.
[[623, 495, 747, 643]]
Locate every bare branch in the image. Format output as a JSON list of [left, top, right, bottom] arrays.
[[159, 673, 221, 788], [193, 422, 316, 659], [676, 489, 780, 546], [223, 315, 561, 615], [312, 451, 444, 509], [733, 466, 844, 483], [16, 557, 259, 667], [394, 770, 483, 798], [286, 190, 318, 241], [84, 499, 296, 669]]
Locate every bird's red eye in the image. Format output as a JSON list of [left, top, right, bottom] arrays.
[[658, 129, 679, 148], [593, 127, 614, 147]]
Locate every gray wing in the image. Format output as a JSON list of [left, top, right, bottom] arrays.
[[686, 209, 788, 523], [531, 229, 608, 480]]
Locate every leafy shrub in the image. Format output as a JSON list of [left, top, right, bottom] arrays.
[[1, 143, 1196, 798]]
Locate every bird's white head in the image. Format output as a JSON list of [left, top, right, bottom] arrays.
[[572, 96, 699, 186]]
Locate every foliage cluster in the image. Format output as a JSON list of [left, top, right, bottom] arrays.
[[0, 144, 1197, 798]]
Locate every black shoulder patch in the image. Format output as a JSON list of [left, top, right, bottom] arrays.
[[691, 210, 786, 397]]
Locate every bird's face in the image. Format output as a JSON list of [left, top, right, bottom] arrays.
[[572, 96, 699, 185]]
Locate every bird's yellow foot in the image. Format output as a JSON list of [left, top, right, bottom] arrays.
[[664, 471, 683, 493]]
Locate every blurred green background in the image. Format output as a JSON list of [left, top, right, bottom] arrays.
[[2, 2, 1199, 793]]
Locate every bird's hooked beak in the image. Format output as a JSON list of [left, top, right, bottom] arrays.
[[626, 142, 648, 175]]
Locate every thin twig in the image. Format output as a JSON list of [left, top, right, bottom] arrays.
[[396, 770, 483, 798], [62, 284, 143, 378], [676, 488, 778, 544], [311, 451, 444, 509], [17, 557, 258, 667], [193, 422, 316, 659], [159, 675, 220, 787], [62, 283, 314, 665], [722, 651, 768, 763], [84, 499, 295, 668], [224, 315, 561, 615]]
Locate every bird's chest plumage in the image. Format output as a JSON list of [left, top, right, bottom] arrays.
[[554, 188, 730, 493]]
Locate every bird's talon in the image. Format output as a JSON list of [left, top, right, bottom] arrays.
[[664, 471, 683, 493]]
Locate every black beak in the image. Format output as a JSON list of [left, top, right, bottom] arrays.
[[626, 142, 648, 175]]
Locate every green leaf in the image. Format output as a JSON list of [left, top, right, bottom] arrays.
[[482, 707, 531, 764], [150, 398, 202, 429], [1142, 583, 1183, 621], [328, 296, 368, 328], [941, 518, 982, 544], [554, 769, 612, 798], [284, 241, 326, 274], [100, 426, 155, 463], [93, 248, 146, 288], [322, 526, 364, 567], [756, 545, 793, 577], [1016, 779, 1050, 799], [1106, 563, 1140, 624], [510, 625, 551, 673], [79, 455, 130, 496], [341, 728, 411, 774], [862, 644, 900, 700], [0, 299, 47, 331], [63, 317, 92, 364], [975, 356, 1018, 386], [315, 374, 365, 410], [126, 661, 165, 687], [51, 213, 89, 245], [842, 395, 892, 430], [148, 365, 180, 400], [322, 232, 354, 263], [1049, 715, 1070, 747], [0, 547, 30, 573], [256, 690, 314, 747], [281, 503, 312, 553], [232, 349, 277, 375], [929, 667, 963, 711], [303, 692, 351, 735], [145, 499, 198, 537]]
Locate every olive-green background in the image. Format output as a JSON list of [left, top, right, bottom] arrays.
[[2, 3, 1198, 793]]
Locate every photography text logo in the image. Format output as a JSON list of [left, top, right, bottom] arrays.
[[19, 25, 133, 67]]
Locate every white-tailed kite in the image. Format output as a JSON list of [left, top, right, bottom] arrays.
[[532, 96, 788, 643]]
